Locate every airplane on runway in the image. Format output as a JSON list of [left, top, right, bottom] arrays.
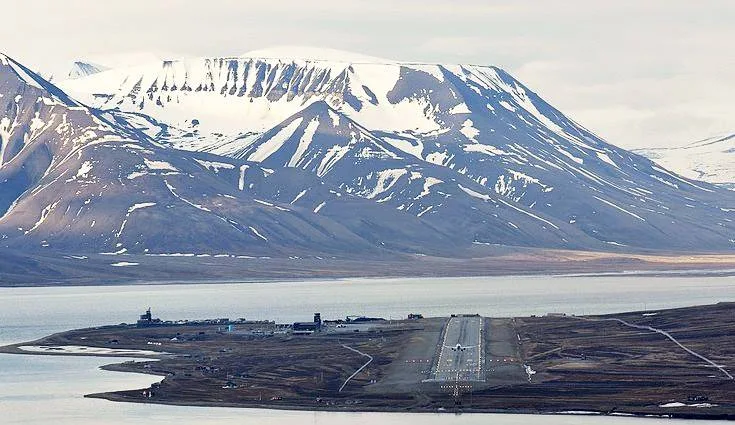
[[445, 343, 476, 352]]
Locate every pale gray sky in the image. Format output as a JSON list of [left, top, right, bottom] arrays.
[[2, 0, 732, 149]]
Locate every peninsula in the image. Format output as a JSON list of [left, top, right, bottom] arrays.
[[3, 303, 734, 420]]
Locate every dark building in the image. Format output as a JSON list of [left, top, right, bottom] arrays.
[[292, 312, 322, 334], [292, 322, 318, 333], [347, 316, 383, 323]]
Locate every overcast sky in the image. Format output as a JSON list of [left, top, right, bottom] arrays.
[[2, 0, 732, 149]]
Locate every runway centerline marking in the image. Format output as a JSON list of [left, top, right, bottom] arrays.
[[429, 315, 484, 383]]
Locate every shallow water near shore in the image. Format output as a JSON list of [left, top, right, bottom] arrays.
[[1, 274, 734, 424]]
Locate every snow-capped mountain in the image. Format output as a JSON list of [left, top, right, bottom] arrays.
[[53, 47, 735, 252], [2, 48, 733, 255], [0, 52, 456, 255], [66, 61, 109, 79], [636, 133, 735, 190]]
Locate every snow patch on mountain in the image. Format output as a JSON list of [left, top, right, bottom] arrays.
[[128, 202, 157, 213], [249, 118, 304, 162], [194, 158, 236, 172], [364, 169, 408, 199], [75, 161, 94, 179], [289, 117, 320, 167], [144, 158, 177, 171]]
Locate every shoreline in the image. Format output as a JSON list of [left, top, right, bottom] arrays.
[[8, 344, 728, 420], [83, 391, 735, 420], [3, 262, 735, 289], [4, 302, 734, 420], [4, 247, 735, 287]]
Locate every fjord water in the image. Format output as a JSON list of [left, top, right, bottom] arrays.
[[1, 274, 733, 424]]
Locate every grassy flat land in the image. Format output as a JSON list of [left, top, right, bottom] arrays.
[[3, 247, 735, 286]]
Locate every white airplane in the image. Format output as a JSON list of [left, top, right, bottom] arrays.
[[445, 343, 476, 352]]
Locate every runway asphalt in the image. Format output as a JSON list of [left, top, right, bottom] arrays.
[[431, 315, 484, 382]]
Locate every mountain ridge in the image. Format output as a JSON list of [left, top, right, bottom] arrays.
[[0, 53, 460, 256], [0, 50, 732, 257]]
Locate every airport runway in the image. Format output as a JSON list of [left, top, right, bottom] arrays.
[[431, 315, 484, 382]]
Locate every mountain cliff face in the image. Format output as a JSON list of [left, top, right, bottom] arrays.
[[1, 48, 733, 256], [0, 53, 454, 256], [635, 133, 735, 190]]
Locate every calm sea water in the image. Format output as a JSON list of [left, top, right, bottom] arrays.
[[1, 274, 733, 424]]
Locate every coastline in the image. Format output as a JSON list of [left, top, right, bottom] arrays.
[[84, 391, 735, 420], [4, 303, 734, 420], [7, 341, 731, 420], [3, 247, 735, 287]]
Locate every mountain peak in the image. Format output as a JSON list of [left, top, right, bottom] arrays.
[[0, 52, 51, 91], [0, 53, 81, 107], [240, 46, 396, 64], [67, 60, 109, 79], [299, 100, 336, 115]]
